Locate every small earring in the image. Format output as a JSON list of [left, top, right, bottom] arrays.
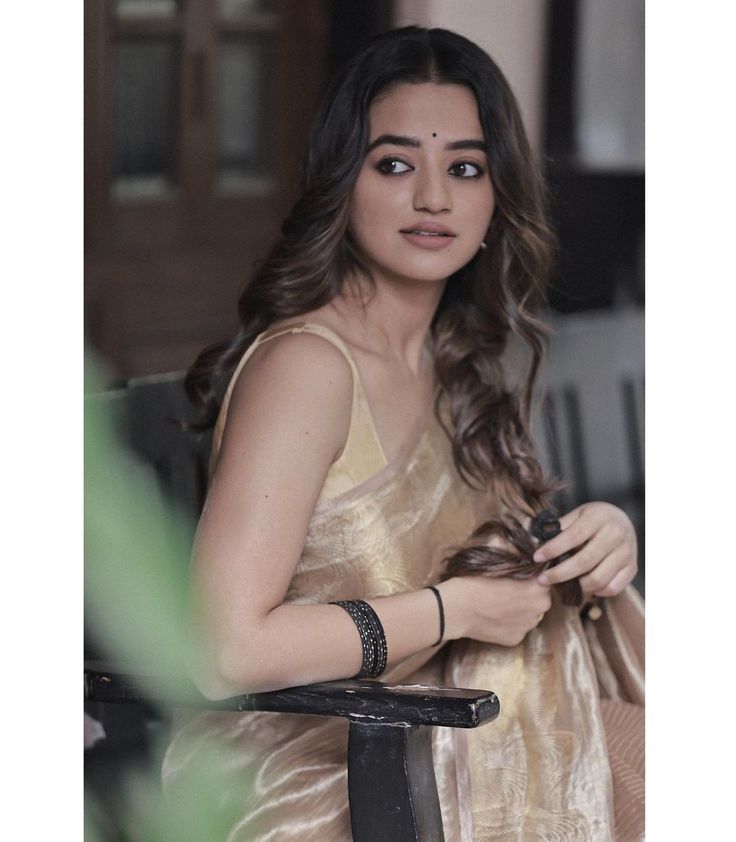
[[479, 241, 487, 250]]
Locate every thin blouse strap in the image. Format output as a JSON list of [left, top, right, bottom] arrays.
[[211, 321, 388, 471]]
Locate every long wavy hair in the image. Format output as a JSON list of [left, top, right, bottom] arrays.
[[185, 27, 576, 598]]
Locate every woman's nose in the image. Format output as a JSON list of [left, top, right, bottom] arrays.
[[412, 169, 451, 214]]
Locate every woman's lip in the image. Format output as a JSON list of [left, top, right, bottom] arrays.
[[400, 223, 456, 235], [400, 231, 456, 250]]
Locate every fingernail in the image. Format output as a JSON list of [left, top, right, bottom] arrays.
[[533, 551, 545, 563], [537, 573, 549, 585]]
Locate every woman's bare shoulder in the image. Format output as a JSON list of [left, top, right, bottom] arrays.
[[221, 329, 355, 466], [238, 328, 354, 399]]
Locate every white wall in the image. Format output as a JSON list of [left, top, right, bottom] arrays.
[[394, 0, 548, 153]]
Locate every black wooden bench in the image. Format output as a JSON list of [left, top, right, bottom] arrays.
[[85, 662, 498, 841], [84, 370, 501, 841]]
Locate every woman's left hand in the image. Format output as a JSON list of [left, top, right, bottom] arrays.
[[532, 502, 638, 598]]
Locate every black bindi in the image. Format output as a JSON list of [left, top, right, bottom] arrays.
[[432, 132, 437, 137]]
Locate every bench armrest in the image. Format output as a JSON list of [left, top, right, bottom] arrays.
[[84, 663, 499, 730]]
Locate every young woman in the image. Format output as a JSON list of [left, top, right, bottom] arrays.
[[163, 27, 644, 841]]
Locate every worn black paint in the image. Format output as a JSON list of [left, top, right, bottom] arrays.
[[348, 722, 444, 842], [85, 663, 499, 840], [84, 664, 499, 729]]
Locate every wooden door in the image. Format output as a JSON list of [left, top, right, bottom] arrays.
[[85, 0, 328, 378]]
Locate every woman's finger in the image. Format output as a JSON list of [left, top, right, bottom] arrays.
[[577, 547, 631, 594], [537, 531, 611, 585], [591, 561, 637, 598], [532, 511, 593, 563], [532, 503, 610, 562], [557, 505, 588, 533], [534, 503, 630, 565]]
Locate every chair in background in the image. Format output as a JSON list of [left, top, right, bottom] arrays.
[[534, 307, 645, 591]]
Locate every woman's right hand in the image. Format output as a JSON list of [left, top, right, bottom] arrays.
[[442, 575, 552, 647]]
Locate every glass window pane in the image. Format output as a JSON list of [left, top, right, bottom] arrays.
[[115, 0, 182, 17], [575, 0, 644, 170], [112, 42, 179, 197], [217, 41, 272, 193]]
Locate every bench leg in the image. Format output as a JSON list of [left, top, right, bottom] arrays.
[[347, 721, 444, 842]]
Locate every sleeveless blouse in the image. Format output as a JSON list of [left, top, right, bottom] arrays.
[[163, 322, 644, 841]]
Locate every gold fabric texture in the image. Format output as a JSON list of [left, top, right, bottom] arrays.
[[163, 323, 644, 841]]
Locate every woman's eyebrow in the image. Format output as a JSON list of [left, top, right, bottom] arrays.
[[366, 133, 487, 153]]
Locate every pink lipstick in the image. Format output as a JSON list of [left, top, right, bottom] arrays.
[[399, 222, 457, 251]]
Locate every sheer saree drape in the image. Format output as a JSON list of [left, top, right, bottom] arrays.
[[163, 323, 644, 841]]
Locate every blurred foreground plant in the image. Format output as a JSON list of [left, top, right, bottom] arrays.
[[84, 353, 247, 841]]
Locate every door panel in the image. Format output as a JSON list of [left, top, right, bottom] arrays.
[[85, 0, 328, 378]]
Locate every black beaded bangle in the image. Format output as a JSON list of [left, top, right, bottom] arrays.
[[331, 600, 376, 677], [426, 586, 445, 646], [356, 600, 388, 676], [330, 599, 388, 678]]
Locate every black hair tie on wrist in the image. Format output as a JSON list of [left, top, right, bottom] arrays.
[[426, 585, 445, 646]]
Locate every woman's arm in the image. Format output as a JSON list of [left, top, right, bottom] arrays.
[[189, 332, 552, 700], [189, 331, 356, 697]]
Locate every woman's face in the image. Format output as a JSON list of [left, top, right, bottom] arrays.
[[348, 82, 495, 286]]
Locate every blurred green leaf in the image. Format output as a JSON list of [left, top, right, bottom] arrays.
[[85, 354, 194, 695], [84, 351, 252, 839]]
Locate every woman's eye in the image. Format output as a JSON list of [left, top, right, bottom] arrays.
[[376, 157, 413, 175], [449, 161, 484, 178]]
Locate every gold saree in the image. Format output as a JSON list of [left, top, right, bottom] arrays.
[[162, 323, 644, 841]]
